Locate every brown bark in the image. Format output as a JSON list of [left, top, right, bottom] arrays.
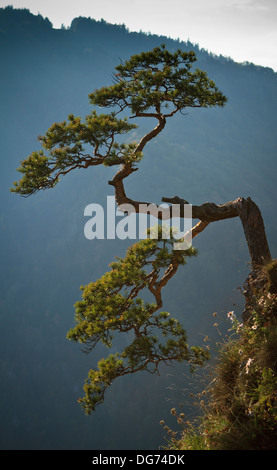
[[109, 163, 272, 270], [236, 197, 272, 268]]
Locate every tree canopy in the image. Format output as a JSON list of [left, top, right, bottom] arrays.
[[67, 230, 208, 413], [11, 45, 226, 197]]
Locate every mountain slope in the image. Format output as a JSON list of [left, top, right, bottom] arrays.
[[0, 6, 276, 450]]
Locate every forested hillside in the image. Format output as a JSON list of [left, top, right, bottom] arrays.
[[0, 6, 276, 449]]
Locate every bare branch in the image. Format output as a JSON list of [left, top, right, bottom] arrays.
[[134, 113, 166, 154], [108, 163, 271, 268]]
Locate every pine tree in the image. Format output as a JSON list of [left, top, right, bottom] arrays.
[[11, 45, 272, 414]]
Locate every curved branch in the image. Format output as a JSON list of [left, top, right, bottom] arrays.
[[133, 113, 166, 154], [109, 165, 271, 268]]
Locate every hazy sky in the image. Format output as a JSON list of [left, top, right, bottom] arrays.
[[2, 0, 277, 71]]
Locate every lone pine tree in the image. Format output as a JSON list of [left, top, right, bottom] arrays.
[[11, 45, 272, 414]]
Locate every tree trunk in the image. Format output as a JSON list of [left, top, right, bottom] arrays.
[[236, 197, 271, 268]]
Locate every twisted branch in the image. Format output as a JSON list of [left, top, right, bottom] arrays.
[[109, 163, 271, 268]]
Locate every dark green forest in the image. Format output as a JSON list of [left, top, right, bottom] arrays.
[[0, 6, 276, 450]]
